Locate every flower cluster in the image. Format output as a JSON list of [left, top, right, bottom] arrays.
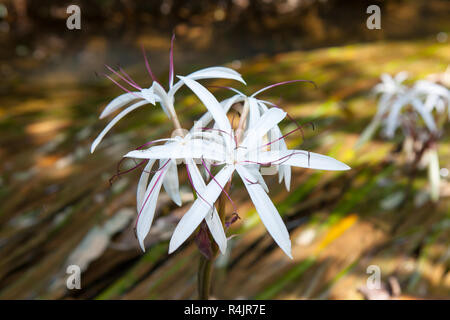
[[359, 71, 449, 202], [359, 72, 449, 144], [91, 38, 350, 258]]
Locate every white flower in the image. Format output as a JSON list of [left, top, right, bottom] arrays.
[[126, 79, 350, 258], [359, 72, 441, 145], [90, 37, 245, 154], [90, 40, 246, 234], [192, 80, 315, 192], [122, 75, 245, 252], [130, 134, 228, 252], [91, 40, 351, 258], [412, 80, 450, 117]]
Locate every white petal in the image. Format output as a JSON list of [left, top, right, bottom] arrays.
[[246, 166, 269, 193], [235, 165, 292, 258], [204, 209, 227, 255], [124, 139, 226, 163], [91, 100, 149, 153], [136, 165, 169, 251], [384, 95, 410, 137], [411, 98, 437, 133], [192, 94, 242, 132], [247, 97, 261, 130], [100, 92, 141, 119], [186, 158, 227, 254], [414, 80, 449, 97], [137, 159, 156, 210], [244, 150, 351, 171], [394, 71, 409, 84], [242, 107, 286, 148], [162, 159, 182, 206], [169, 67, 246, 96], [152, 82, 173, 118], [177, 76, 231, 133], [169, 164, 235, 254], [257, 101, 291, 190]]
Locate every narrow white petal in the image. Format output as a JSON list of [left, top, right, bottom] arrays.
[[235, 165, 292, 258], [100, 92, 141, 119], [91, 100, 149, 153], [204, 209, 227, 255], [257, 101, 291, 190], [242, 107, 286, 148], [424, 94, 439, 112], [278, 140, 291, 191], [384, 95, 410, 137], [136, 165, 169, 251], [152, 82, 173, 118], [192, 95, 242, 132], [247, 97, 261, 130], [244, 150, 350, 171], [411, 98, 437, 133], [162, 159, 182, 206], [169, 164, 235, 254], [169, 67, 246, 96], [137, 159, 156, 210], [186, 158, 227, 254], [414, 80, 449, 97], [177, 76, 231, 133], [281, 151, 350, 171], [124, 139, 227, 163], [282, 163, 291, 191], [246, 166, 269, 193], [394, 71, 409, 84]]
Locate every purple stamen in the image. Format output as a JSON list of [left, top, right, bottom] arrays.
[[109, 159, 147, 186], [239, 150, 311, 167], [251, 79, 317, 98], [109, 138, 173, 185], [169, 33, 175, 88], [105, 65, 142, 91], [135, 159, 171, 227], [141, 45, 159, 84], [199, 127, 233, 139], [119, 66, 141, 89], [185, 162, 214, 210], [103, 73, 142, 99], [262, 99, 313, 140], [260, 125, 305, 149], [206, 85, 245, 96], [244, 177, 259, 185], [225, 212, 241, 229], [201, 158, 237, 213]]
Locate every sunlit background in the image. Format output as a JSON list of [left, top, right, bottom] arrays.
[[0, 0, 449, 299]]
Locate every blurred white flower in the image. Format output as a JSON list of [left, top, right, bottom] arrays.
[[359, 71, 450, 203], [359, 72, 450, 145]]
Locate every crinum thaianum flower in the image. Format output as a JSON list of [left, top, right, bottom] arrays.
[[90, 37, 245, 251], [358, 71, 450, 201], [91, 38, 351, 259], [124, 78, 350, 258]]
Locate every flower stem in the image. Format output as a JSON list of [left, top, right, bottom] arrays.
[[197, 253, 214, 300], [197, 180, 231, 300]]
